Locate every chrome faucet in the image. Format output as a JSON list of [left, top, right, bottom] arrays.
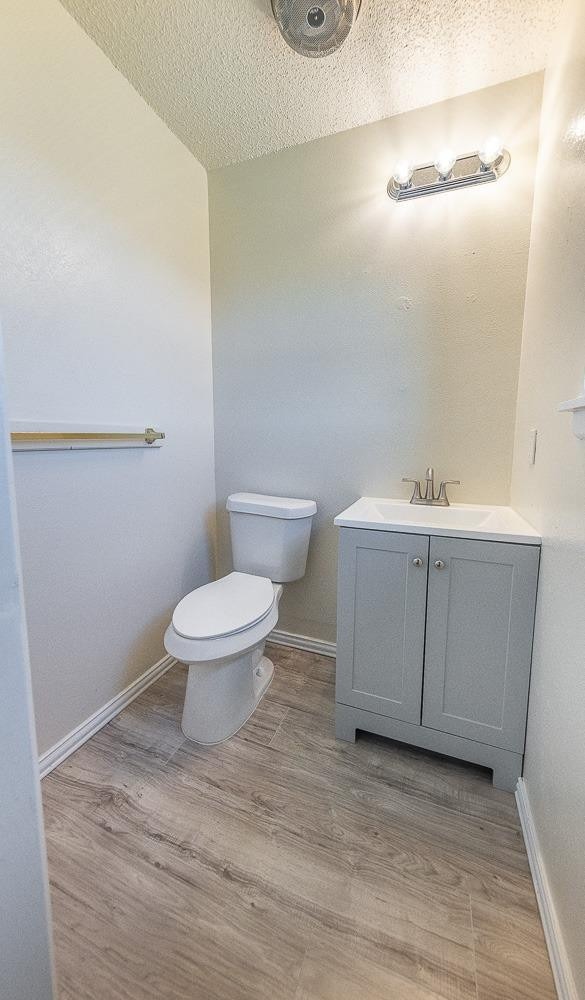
[[402, 466, 461, 507]]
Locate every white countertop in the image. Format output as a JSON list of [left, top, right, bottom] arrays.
[[334, 497, 541, 545]]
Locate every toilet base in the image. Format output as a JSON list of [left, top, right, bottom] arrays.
[[181, 645, 274, 746]]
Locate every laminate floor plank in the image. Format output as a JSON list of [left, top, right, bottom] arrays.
[[43, 645, 556, 1000], [471, 897, 557, 1000], [269, 704, 523, 829]]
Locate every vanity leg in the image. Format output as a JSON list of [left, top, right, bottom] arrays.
[[492, 752, 523, 792], [335, 705, 357, 743]]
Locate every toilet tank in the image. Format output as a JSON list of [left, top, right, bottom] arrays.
[[227, 493, 317, 583]]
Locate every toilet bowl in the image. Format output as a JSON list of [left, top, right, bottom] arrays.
[[164, 493, 316, 744], [164, 572, 282, 744]]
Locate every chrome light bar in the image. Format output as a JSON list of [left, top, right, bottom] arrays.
[[388, 149, 511, 202]]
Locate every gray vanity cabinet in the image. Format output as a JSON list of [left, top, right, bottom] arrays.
[[422, 536, 540, 752], [336, 527, 540, 789], [336, 527, 429, 723]]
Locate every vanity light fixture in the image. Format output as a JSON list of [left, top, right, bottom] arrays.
[[388, 137, 511, 202]]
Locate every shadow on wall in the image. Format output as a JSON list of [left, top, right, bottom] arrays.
[[1, 0, 209, 289], [0, 0, 216, 756]]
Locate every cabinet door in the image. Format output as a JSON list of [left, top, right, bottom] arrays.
[[336, 528, 429, 723], [422, 537, 540, 751]]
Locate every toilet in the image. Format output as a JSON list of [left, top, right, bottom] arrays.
[[164, 492, 317, 744]]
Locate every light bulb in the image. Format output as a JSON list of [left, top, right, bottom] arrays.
[[479, 135, 504, 169], [392, 159, 414, 188], [434, 148, 456, 180]]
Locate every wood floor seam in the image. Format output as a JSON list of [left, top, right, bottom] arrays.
[[469, 892, 480, 1000], [268, 706, 291, 748]]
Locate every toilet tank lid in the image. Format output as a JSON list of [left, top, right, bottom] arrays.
[[226, 493, 317, 519]]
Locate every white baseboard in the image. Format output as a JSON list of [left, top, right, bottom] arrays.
[[516, 778, 578, 1000], [39, 654, 176, 779], [269, 628, 336, 659]]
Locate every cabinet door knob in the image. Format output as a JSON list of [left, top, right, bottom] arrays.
[[412, 557, 424, 567], [434, 559, 445, 570]]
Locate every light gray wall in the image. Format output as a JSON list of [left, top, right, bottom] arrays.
[[511, 0, 585, 992], [0, 334, 55, 999], [210, 75, 543, 642], [0, 0, 216, 754]]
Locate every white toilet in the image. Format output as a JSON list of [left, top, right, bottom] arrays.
[[164, 492, 317, 744]]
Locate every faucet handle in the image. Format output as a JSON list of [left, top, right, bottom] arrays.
[[402, 478, 422, 502], [437, 480, 461, 505]]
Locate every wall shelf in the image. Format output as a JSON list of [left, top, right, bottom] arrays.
[[558, 392, 585, 440]]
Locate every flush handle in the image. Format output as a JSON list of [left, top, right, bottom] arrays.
[[434, 560, 446, 570], [412, 557, 424, 567]]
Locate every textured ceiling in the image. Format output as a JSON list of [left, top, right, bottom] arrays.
[[59, 0, 561, 169]]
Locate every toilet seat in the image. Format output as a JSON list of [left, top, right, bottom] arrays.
[[172, 572, 275, 641]]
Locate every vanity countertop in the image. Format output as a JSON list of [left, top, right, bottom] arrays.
[[334, 497, 541, 545]]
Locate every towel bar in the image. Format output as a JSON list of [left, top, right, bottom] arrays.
[[11, 425, 165, 451]]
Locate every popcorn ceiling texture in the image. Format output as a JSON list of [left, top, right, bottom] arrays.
[[59, 0, 560, 169]]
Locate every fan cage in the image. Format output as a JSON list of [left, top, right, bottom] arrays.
[[271, 0, 362, 58]]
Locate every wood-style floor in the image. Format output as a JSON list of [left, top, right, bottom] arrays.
[[42, 644, 556, 1000]]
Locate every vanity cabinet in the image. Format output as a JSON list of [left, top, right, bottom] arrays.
[[335, 527, 540, 790]]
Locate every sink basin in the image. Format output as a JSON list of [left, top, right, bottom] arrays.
[[334, 497, 540, 544], [371, 501, 493, 528]]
